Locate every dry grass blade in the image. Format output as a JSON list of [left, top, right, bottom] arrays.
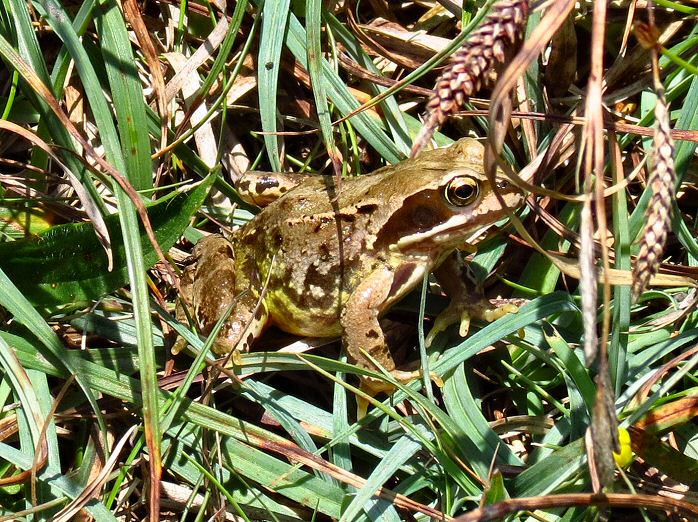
[[580, 0, 618, 496], [632, 345, 698, 406], [484, 0, 575, 169], [122, 0, 168, 125], [631, 24, 677, 301], [453, 492, 698, 521], [411, 0, 529, 156], [165, 53, 218, 169], [0, 37, 172, 279], [579, 198, 598, 366], [51, 425, 138, 522], [580, 0, 607, 369], [6, 0, 698, 518], [163, 16, 230, 105]]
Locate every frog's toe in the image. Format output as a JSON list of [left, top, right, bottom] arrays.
[[171, 337, 188, 355], [360, 375, 396, 397], [426, 306, 470, 347], [458, 311, 472, 337], [427, 300, 519, 345], [357, 377, 394, 419], [479, 302, 519, 322], [356, 396, 370, 420], [225, 348, 244, 366]]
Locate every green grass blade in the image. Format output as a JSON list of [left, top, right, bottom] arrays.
[[432, 293, 579, 377], [0, 442, 118, 520], [511, 438, 586, 496], [0, 337, 43, 456], [324, 14, 412, 154], [544, 327, 595, 406], [306, 0, 338, 162], [611, 140, 632, 391], [518, 203, 578, 293], [443, 364, 523, 474], [257, 0, 290, 170], [8, 333, 349, 518], [339, 430, 423, 521], [1, 0, 104, 211], [35, 0, 126, 174], [0, 269, 106, 433], [199, 0, 249, 106], [95, 0, 152, 190], [284, 13, 402, 163], [35, 0, 167, 491]]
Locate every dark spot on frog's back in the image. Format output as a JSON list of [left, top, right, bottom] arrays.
[[389, 263, 417, 296], [302, 263, 339, 308], [312, 215, 333, 233], [318, 241, 332, 261], [305, 262, 328, 286], [366, 329, 380, 339], [356, 203, 379, 214], [256, 176, 280, 192]]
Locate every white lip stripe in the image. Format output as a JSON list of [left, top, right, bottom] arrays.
[[395, 215, 469, 249]]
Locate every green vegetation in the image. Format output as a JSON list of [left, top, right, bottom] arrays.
[[0, 1, 697, 520]]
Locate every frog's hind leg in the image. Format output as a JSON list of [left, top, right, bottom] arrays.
[[208, 292, 269, 359], [356, 371, 423, 419], [187, 235, 270, 357], [340, 268, 421, 417]]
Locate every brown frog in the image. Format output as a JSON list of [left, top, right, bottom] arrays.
[[179, 138, 523, 407]]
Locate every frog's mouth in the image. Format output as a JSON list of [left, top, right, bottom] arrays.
[[395, 214, 480, 251]]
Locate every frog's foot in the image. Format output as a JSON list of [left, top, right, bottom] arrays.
[[215, 346, 244, 367], [357, 370, 421, 418], [425, 298, 518, 347], [356, 368, 448, 418], [171, 336, 188, 355]]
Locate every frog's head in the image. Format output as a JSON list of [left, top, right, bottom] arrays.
[[376, 138, 524, 255]]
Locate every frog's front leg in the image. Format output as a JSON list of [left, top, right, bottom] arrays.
[[426, 251, 518, 346], [340, 268, 420, 414]]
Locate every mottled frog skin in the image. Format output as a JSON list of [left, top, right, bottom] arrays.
[[180, 138, 523, 401]]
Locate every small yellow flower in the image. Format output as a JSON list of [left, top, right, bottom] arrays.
[[613, 428, 633, 468]]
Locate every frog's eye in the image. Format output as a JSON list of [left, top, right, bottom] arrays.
[[445, 176, 480, 206]]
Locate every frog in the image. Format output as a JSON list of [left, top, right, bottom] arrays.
[[178, 138, 523, 410]]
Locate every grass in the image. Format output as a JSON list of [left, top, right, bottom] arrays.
[[0, 0, 698, 520]]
